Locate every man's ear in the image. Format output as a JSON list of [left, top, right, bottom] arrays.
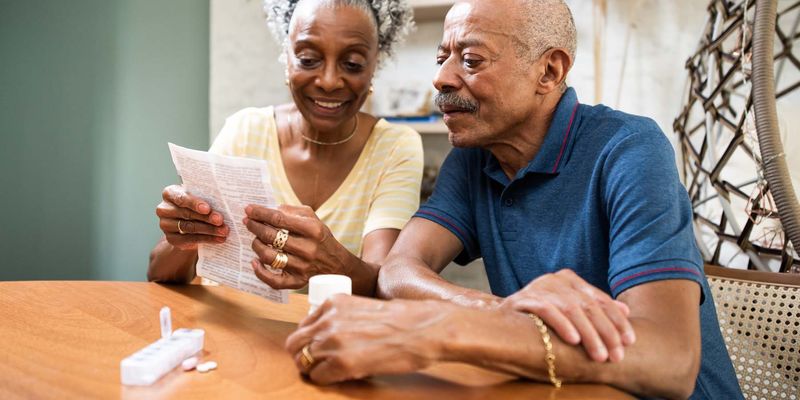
[[535, 48, 572, 95]]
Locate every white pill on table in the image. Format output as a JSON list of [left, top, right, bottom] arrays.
[[181, 357, 198, 371], [197, 361, 217, 373]]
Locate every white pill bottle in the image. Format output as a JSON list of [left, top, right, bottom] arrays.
[[308, 275, 352, 315]]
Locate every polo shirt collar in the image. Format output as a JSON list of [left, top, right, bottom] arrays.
[[483, 87, 581, 184]]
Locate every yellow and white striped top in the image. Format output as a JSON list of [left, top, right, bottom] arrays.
[[209, 107, 424, 256]]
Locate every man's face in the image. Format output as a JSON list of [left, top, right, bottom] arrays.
[[434, 2, 540, 148]]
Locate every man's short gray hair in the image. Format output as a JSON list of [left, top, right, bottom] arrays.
[[263, 0, 414, 65], [517, 0, 577, 62]]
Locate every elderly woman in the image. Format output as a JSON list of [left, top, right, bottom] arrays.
[[148, 0, 421, 296]]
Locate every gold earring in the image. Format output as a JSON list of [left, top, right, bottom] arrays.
[[369, 85, 374, 95], [285, 79, 290, 86]]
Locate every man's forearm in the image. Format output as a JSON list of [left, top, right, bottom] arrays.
[[441, 307, 699, 399], [377, 256, 501, 308]]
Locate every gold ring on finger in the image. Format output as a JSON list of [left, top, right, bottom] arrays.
[[270, 252, 289, 270], [300, 343, 316, 370], [177, 220, 186, 235], [272, 228, 289, 251]]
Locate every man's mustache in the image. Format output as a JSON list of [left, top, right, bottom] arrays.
[[434, 92, 478, 113]]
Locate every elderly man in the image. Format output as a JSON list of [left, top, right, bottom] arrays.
[[285, 1, 742, 398]]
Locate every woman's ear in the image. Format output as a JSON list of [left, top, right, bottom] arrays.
[[536, 48, 572, 95]]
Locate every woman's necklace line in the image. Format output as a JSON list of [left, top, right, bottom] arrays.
[[289, 112, 359, 146]]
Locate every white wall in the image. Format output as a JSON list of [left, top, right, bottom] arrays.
[[210, 0, 289, 140], [568, 0, 705, 129]]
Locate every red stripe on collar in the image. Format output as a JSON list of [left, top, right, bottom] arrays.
[[551, 102, 580, 173]]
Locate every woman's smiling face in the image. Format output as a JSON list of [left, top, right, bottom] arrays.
[[286, 2, 379, 133]]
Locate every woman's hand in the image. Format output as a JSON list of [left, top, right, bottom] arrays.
[[156, 185, 229, 250], [500, 269, 635, 363], [244, 204, 356, 290], [284, 295, 446, 384]]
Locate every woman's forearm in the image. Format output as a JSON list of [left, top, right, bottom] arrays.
[[147, 237, 198, 283], [349, 260, 379, 297], [338, 247, 379, 296]]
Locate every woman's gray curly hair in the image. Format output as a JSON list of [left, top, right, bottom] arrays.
[[263, 0, 414, 64]]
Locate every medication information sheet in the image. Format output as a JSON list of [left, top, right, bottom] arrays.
[[169, 143, 288, 304]]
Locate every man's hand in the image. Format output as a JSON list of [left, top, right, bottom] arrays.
[[284, 295, 447, 385], [500, 269, 635, 363]]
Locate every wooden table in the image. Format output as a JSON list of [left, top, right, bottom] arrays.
[[0, 282, 633, 399]]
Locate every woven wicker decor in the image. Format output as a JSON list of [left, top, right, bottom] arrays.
[[708, 275, 800, 399]]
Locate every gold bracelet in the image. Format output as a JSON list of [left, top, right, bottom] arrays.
[[528, 313, 562, 388]]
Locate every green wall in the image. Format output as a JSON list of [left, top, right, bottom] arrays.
[[0, 0, 209, 281]]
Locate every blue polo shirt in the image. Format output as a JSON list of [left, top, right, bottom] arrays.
[[416, 88, 742, 399]]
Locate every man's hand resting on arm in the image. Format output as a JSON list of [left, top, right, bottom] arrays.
[[500, 269, 635, 363]]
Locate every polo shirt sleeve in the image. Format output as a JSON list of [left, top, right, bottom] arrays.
[[414, 148, 481, 265], [602, 122, 705, 300]]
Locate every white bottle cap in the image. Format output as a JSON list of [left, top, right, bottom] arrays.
[[308, 274, 352, 315]]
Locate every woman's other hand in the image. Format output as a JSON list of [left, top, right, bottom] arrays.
[[156, 185, 229, 250], [245, 204, 353, 290]]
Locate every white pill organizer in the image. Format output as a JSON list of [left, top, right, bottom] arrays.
[[120, 328, 205, 386]]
